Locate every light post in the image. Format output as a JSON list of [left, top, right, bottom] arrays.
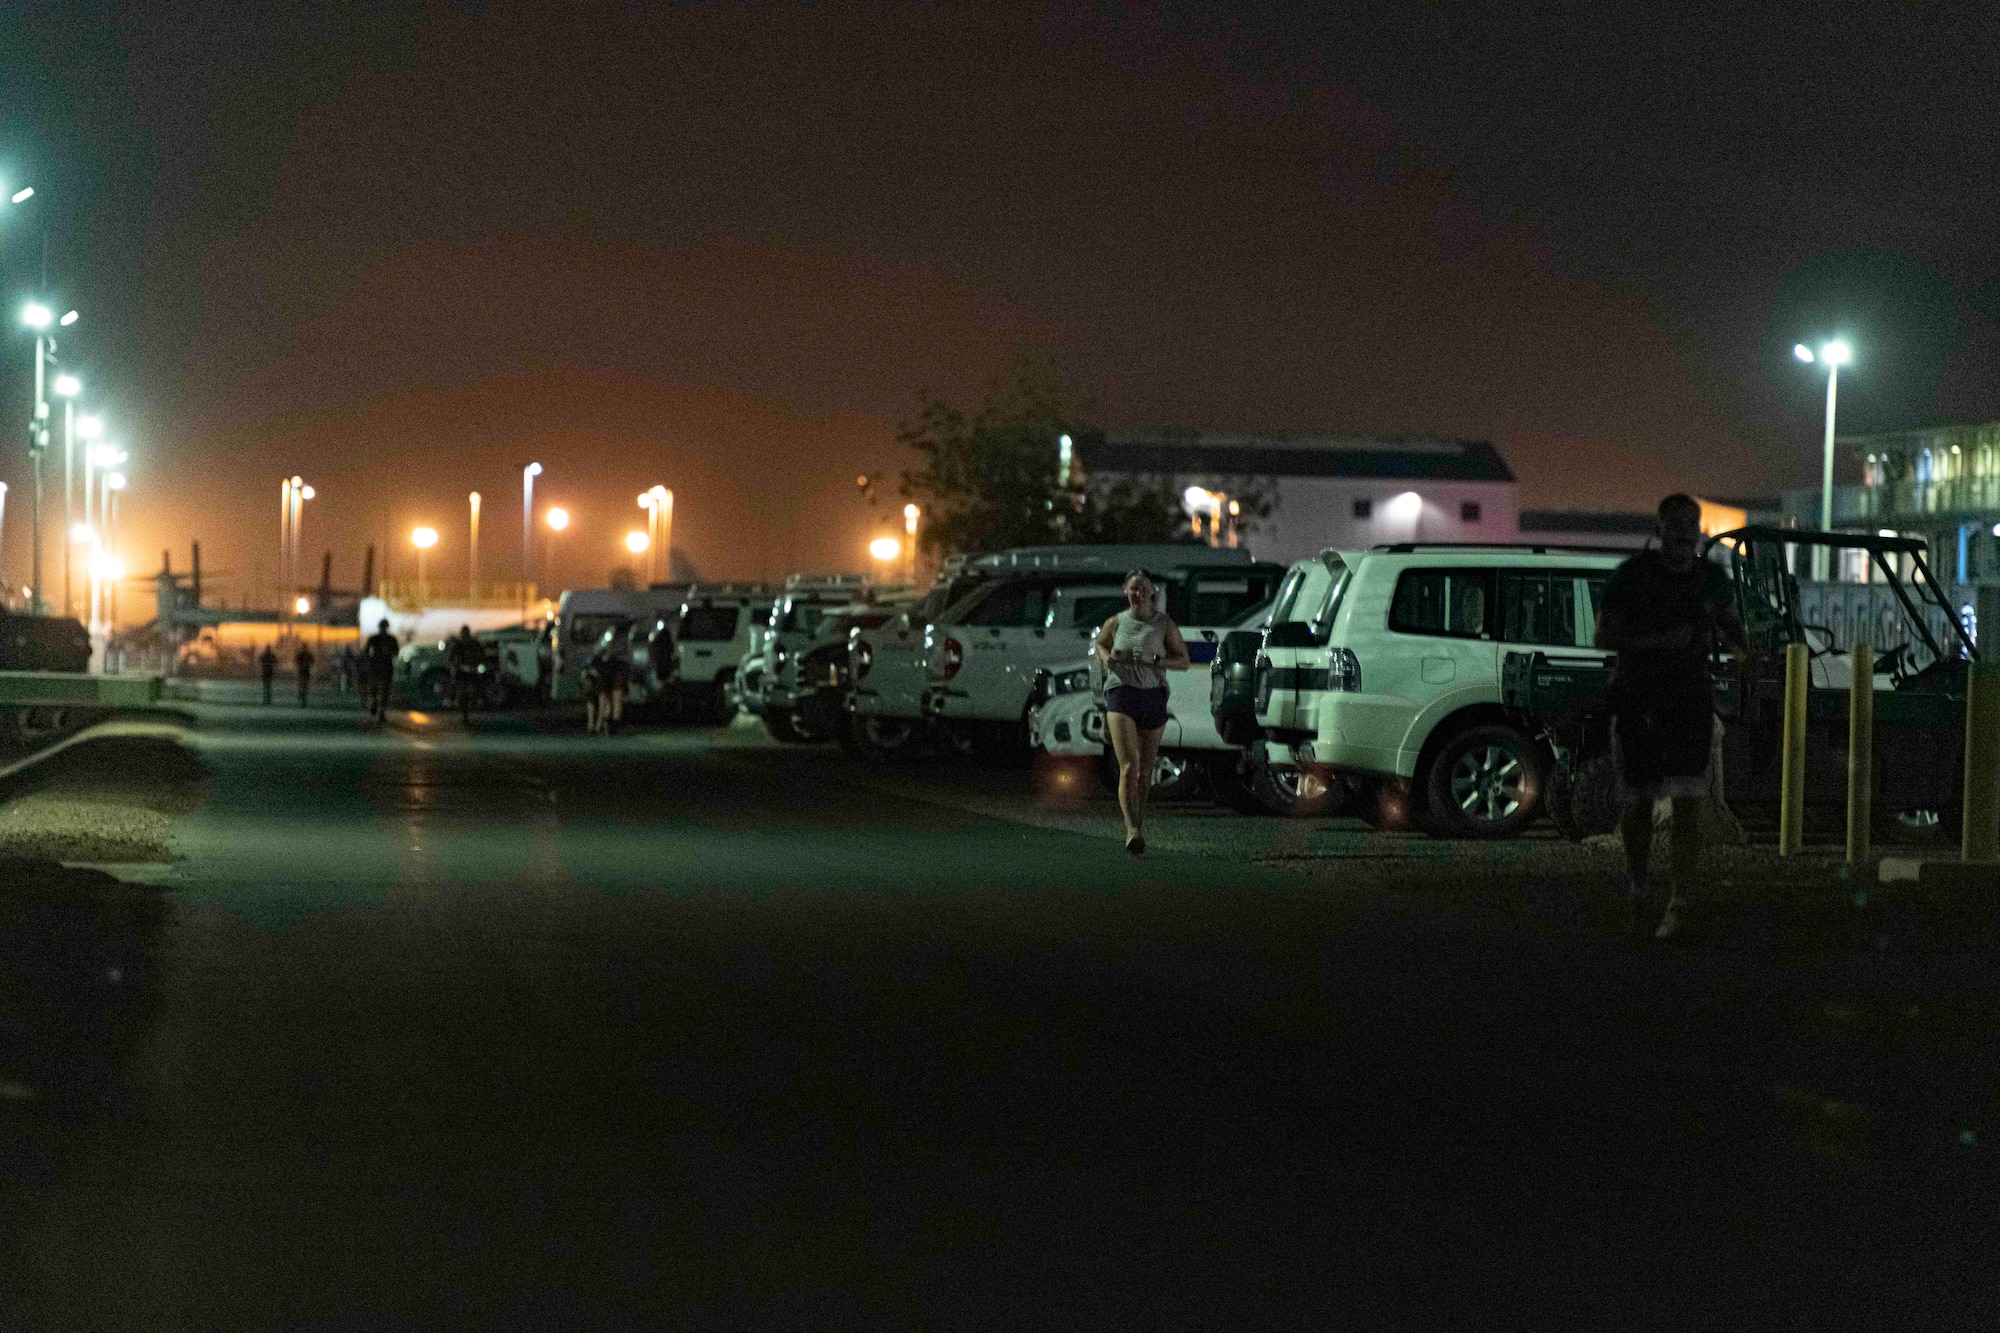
[[625, 530, 650, 578], [77, 415, 101, 547], [636, 486, 671, 584], [903, 503, 919, 583], [545, 506, 569, 592], [468, 491, 482, 599], [412, 526, 439, 605], [522, 462, 542, 602], [1795, 339, 1853, 581], [52, 373, 79, 615]]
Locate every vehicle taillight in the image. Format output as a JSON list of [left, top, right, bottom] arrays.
[[942, 637, 964, 679], [1329, 647, 1362, 692]]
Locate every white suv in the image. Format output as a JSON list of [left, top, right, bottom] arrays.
[[1263, 544, 1624, 837]]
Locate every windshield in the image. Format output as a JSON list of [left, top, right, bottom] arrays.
[[566, 614, 629, 654]]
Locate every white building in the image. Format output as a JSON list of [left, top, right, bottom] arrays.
[[1080, 429, 1520, 565]]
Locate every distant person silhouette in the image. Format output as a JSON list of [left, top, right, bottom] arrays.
[[258, 644, 277, 705], [446, 625, 482, 724], [295, 644, 315, 707], [363, 618, 400, 722]]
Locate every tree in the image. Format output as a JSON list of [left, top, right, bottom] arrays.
[[898, 350, 1189, 557]]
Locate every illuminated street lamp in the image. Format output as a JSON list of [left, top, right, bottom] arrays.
[[412, 526, 439, 604], [625, 530, 650, 555], [21, 302, 77, 613], [544, 506, 568, 592], [279, 476, 313, 618], [295, 596, 312, 616], [522, 462, 543, 599], [468, 491, 482, 597], [869, 535, 901, 564], [53, 373, 80, 615], [1795, 338, 1854, 580], [637, 486, 672, 584], [903, 503, 920, 581]]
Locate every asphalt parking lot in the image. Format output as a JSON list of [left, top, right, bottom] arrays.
[[0, 699, 1993, 1327]]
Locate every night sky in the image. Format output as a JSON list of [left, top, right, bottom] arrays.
[[3, 1, 1997, 603]]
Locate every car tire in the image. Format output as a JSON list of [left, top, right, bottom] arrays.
[[852, 714, 923, 763], [1097, 747, 1203, 800], [1250, 761, 1341, 818], [762, 709, 814, 744], [1207, 752, 1270, 816], [1424, 724, 1546, 839], [415, 667, 451, 709]]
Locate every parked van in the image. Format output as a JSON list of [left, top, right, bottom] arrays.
[[929, 545, 1281, 755], [551, 585, 690, 702], [1265, 543, 1625, 837]]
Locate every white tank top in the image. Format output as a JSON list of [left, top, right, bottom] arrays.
[[1108, 610, 1168, 690]]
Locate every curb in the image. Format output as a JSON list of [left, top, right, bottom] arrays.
[[0, 714, 196, 786]]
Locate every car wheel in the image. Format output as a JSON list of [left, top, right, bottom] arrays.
[[415, 667, 451, 708], [1250, 761, 1340, 818], [1207, 752, 1269, 815], [763, 709, 813, 744], [853, 714, 923, 763], [1424, 724, 1545, 839], [1097, 747, 1202, 799]]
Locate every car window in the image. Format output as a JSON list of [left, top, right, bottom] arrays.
[[1388, 569, 1493, 639], [1056, 593, 1128, 629], [962, 582, 1048, 627], [778, 601, 834, 635], [1183, 573, 1282, 626], [1497, 571, 1584, 647], [679, 607, 739, 640], [567, 614, 629, 651]]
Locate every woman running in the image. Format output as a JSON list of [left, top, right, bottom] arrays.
[[1095, 569, 1190, 855]]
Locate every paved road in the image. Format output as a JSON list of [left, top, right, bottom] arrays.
[[2, 697, 1996, 1327]]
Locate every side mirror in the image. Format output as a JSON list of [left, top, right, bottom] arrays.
[[1265, 620, 1321, 649]]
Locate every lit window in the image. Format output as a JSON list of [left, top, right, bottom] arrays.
[[1352, 498, 1373, 519], [1460, 501, 1481, 523]]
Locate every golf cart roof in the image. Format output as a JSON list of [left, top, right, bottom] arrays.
[[1710, 526, 1930, 556]]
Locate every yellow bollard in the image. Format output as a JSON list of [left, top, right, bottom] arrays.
[[1779, 640, 1809, 856], [1846, 642, 1873, 865], [1963, 587, 2000, 864]]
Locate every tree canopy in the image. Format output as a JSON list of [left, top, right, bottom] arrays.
[[896, 351, 1189, 557]]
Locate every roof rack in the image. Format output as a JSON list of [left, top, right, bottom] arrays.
[[784, 572, 874, 589], [1371, 542, 1639, 555]]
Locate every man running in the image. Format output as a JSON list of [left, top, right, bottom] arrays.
[[445, 625, 483, 724], [1595, 493, 1748, 941], [363, 618, 400, 722], [294, 643, 315, 708], [258, 644, 278, 705]]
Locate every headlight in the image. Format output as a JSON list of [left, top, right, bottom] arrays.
[[1051, 667, 1093, 695]]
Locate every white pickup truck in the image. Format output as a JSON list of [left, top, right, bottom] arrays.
[[846, 570, 995, 759], [927, 545, 1283, 757]]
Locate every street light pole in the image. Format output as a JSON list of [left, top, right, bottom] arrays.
[[522, 463, 542, 612], [1795, 339, 1852, 581], [469, 491, 481, 598]]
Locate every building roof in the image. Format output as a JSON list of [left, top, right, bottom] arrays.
[[1519, 509, 1655, 535], [1080, 429, 1515, 483]]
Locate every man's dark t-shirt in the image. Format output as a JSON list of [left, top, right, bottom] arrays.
[[1602, 550, 1733, 695], [363, 632, 400, 678]]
